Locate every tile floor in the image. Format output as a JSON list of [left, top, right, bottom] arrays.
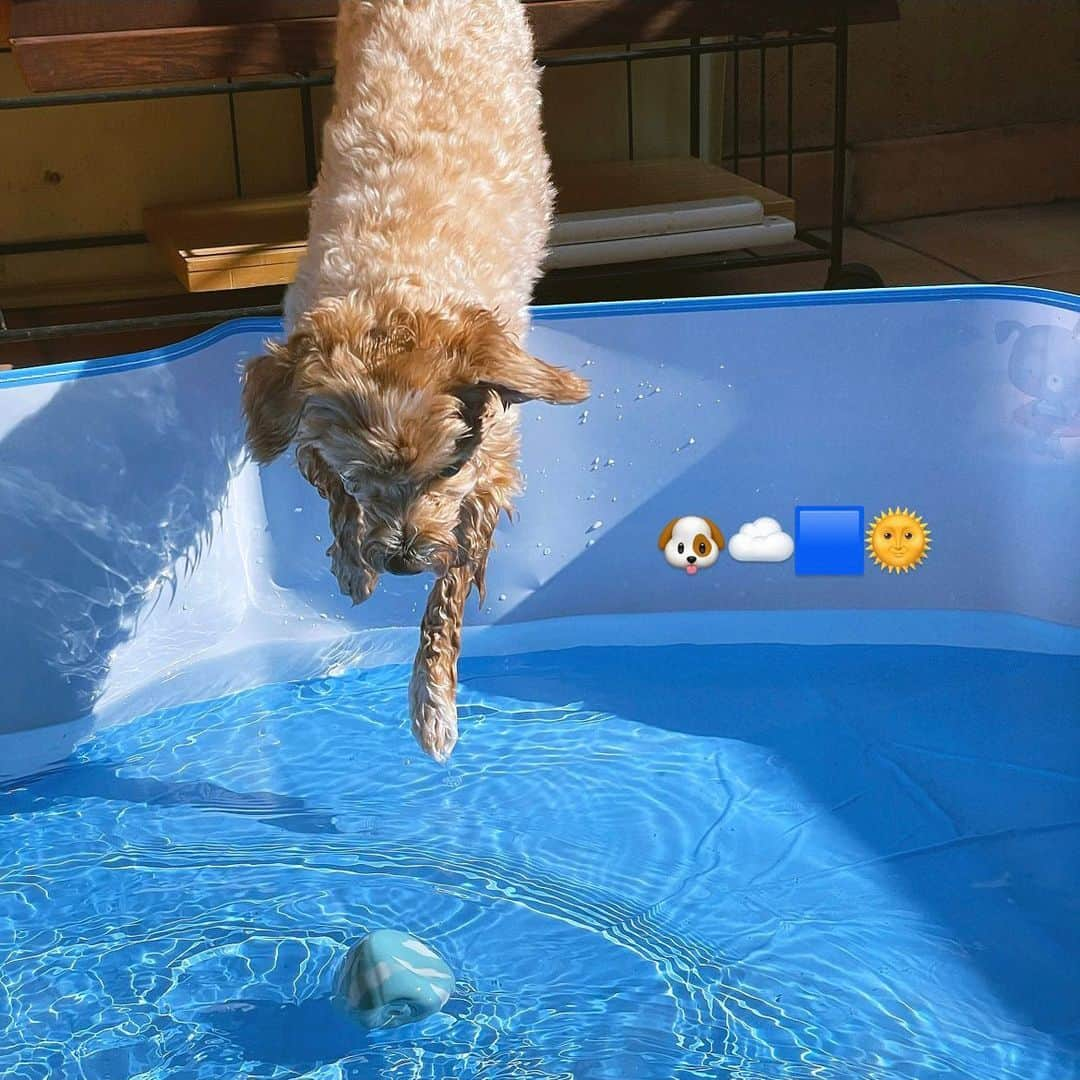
[[757, 202, 1080, 294]]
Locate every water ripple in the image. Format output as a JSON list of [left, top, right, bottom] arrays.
[[0, 642, 1076, 1078]]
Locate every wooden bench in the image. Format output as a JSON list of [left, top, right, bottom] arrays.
[[8, 0, 898, 92]]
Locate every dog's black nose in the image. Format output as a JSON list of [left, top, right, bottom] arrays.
[[686, 555, 697, 564], [385, 551, 423, 576]]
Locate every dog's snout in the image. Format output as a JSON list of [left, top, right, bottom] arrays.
[[385, 527, 425, 576], [386, 550, 423, 576], [686, 555, 697, 564]]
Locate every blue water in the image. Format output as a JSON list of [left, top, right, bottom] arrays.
[[1, 638, 1078, 1079]]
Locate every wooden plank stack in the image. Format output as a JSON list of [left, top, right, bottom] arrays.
[[144, 157, 800, 290]]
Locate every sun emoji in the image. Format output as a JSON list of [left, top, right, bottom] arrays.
[[866, 507, 931, 574]]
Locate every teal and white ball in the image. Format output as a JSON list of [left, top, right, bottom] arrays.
[[334, 930, 455, 1030]]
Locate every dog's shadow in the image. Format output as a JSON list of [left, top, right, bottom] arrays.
[[197, 993, 467, 1072], [0, 760, 340, 836], [198, 996, 365, 1070]]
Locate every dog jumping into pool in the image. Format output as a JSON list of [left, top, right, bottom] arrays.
[[241, 0, 589, 761]]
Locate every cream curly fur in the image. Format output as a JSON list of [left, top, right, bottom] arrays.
[[285, 0, 552, 336], [242, 0, 588, 762]]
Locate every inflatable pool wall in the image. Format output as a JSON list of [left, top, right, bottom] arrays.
[[1, 286, 1078, 778]]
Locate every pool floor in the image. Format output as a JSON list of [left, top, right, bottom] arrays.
[[1, 640, 1078, 1079]]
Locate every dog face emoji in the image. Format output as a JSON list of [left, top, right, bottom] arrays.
[[658, 516, 725, 575]]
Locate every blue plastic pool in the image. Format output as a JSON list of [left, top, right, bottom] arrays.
[[1, 286, 1078, 1079]]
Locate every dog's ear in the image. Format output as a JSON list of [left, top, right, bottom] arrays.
[[453, 310, 590, 408], [242, 340, 306, 464], [703, 517, 725, 550], [451, 383, 503, 434], [481, 349, 591, 408], [658, 518, 680, 550]]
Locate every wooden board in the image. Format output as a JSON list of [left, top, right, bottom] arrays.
[[144, 195, 309, 292], [11, 0, 899, 92], [0, 283, 285, 368], [554, 157, 796, 221], [527, 0, 899, 50], [146, 158, 795, 291], [0, 0, 11, 46], [12, 20, 337, 91], [9, 1, 337, 36]]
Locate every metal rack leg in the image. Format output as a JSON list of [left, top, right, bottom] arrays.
[[829, 20, 849, 281], [689, 38, 701, 158], [226, 78, 244, 199], [300, 82, 319, 189], [825, 18, 884, 291]]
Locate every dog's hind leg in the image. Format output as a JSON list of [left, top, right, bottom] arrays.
[[409, 564, 472, 762]]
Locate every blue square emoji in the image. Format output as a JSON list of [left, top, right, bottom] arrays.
[[795, 506, 865, 576]]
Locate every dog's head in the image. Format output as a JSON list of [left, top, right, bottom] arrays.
[[658, 515, 725, 575], [242, 297, 589, 577]]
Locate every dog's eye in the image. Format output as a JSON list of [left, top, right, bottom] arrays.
[[698, 541, 708, 555], [439, 463, 463, 479], [677, 542, 685, 555]]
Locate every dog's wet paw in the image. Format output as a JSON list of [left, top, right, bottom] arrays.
[[409, 671, 459, 763]]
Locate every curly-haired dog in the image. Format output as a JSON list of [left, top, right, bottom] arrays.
[[242, 0, 589, 761]]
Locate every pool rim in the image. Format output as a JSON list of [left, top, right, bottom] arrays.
[[1, 282, 1077, 390]]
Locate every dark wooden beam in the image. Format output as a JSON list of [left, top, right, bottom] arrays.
[[13, 20, 336, 90], [10, 0, 899, 92], [528, 0, 898, 50], [9, 1, 337, 36]]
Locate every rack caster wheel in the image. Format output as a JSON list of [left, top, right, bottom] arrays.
[[825, 263, 885, 290]]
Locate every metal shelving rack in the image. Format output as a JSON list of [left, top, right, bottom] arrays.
[[0, 19, 879, 348], [538, 26, 880, 294]]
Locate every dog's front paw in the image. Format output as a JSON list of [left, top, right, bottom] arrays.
[[409, 669, 459, 763], [329, 543, 378, 604]]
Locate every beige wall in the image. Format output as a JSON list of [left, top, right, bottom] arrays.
[[542, 0, 1079, 163], [1, 0, 1076, 300], [849, 0, 1080, 143]]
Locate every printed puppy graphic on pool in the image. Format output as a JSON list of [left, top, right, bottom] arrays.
[[659, 516, 725, 576]]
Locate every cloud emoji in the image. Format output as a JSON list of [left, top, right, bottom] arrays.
[[728, 517, 794, 562]]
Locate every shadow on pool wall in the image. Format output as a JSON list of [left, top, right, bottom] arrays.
[[0, 286, 1077, 756], [0, 334, 249, 762]]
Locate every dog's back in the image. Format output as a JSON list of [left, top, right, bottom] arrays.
[[288, 0, 552, 338]]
